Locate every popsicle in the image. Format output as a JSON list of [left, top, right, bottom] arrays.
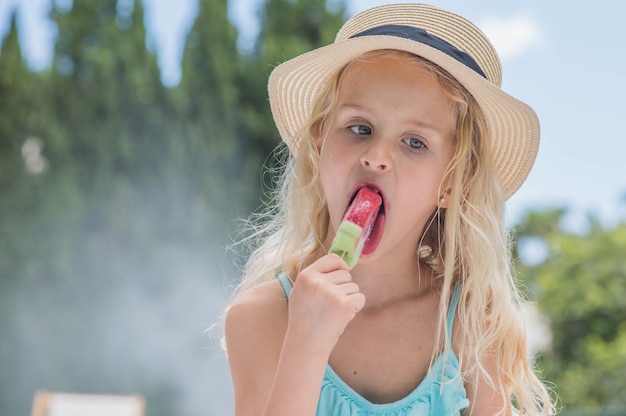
[[329, 187, 382, 269]]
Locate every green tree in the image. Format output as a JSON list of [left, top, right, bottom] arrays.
[[175, 0, 250, 245], [0, 8, 31, 246], [0, 2, 190, 414], [238, 0, 347, 186], [49, 0, 166, 189], [0, 8, 30, 161], [0, 8, 46, 412], [0, 6, 48, 227], [515, 209, 626, 414]]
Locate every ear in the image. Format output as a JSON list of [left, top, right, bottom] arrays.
[[314, 133, 323, 153], [312, 114, 331, 154], [438, 188, 452, 209], [311, 126, 328, 155]]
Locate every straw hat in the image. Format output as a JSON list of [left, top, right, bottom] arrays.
[[268, 3, 539, 199]]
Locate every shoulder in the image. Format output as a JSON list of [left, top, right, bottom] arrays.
[[225, 278, 289, 350], [225, 279, 290, 412], [225, 278, 291, 371], [228, 278, 288, 311]]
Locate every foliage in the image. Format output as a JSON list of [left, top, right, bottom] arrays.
[[0, 0, 347, 415], [514, 210, 626, 413], [237, 0, 346, 174]]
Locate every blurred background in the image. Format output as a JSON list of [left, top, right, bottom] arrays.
[[0, 0, 624, 415]]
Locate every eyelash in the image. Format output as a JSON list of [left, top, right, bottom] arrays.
[[402, 137, 426, 150], [349, 124, 427, 151], [349, 125, 371, 135]]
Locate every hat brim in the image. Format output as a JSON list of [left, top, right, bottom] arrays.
[[268, 35, 539, 199]]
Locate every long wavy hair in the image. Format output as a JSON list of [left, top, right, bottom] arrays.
[[229, 50, 555, 415]]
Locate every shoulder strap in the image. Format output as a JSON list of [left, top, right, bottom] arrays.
[[278, 273, 292, 299], [446, 283, 462, 342]]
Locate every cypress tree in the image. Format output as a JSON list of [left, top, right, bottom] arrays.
[[175, 0, 251, 247], [238, 0, 347, 183]]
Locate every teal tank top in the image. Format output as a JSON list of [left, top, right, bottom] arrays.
[[278, 274, 470, 415]]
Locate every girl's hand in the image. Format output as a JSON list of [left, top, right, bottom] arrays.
[[286, 253, 366, 356]]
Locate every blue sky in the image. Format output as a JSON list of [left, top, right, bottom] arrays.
[[2, 0, 625, 232]]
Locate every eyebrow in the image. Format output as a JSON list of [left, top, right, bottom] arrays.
[[336, 102, 444, 134], [336, 102, 367, 113]]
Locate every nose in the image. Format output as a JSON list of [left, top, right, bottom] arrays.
[[361, 140, 392, 172]]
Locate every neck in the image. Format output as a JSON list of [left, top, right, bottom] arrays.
[[350, 257, 440, 310]]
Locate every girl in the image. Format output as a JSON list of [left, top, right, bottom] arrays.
[[225, 4, 555, 416]]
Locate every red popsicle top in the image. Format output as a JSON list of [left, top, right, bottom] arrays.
[[343, 187, 382, 232]]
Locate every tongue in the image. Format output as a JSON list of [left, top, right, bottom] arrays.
[[328, 187, 382, 269]]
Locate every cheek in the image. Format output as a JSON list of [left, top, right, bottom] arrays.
[[319, 139, 344, 174], [319, 153, 342, 194], [318, 143, 350, 216], [320, 150, 354, 194]]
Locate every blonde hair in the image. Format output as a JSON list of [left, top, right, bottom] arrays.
[[231, 50, 555, 415]]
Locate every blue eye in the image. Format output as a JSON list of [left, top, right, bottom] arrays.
[[402, 137, 426, 150], [349, 125, 372, 135]]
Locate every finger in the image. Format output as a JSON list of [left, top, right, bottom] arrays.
[[348, 292, 366, 314], [324, 269, 354, 286], [301, 254, 353, 285], [315, 253, 351, 273], [337, 281, 360, 296]]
